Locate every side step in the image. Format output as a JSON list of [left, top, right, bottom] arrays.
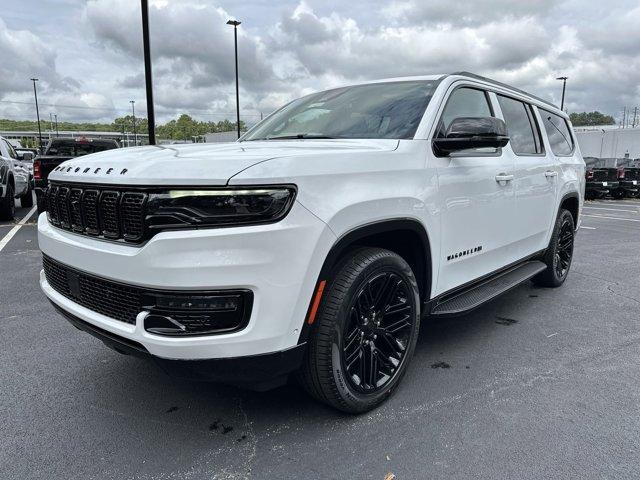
[[430, 260, 547, 317]]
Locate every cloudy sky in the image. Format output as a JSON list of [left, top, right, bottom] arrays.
[[1, 0, 639, 126]]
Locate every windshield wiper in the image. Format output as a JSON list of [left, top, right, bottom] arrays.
[[253, 134, 337, 141]]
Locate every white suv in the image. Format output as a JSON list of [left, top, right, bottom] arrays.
[[38, 73, 584, 413]]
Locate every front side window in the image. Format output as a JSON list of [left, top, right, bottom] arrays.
[[541, 110, 574, 156], [4, 140, 17, 159], [436, 87, 497, 154], [496, 95, 541, 155], [242, 81, 438, 141]]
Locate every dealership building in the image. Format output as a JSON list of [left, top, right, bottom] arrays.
[[575, 126, 640, 165]]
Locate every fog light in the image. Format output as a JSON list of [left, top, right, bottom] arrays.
[[143, 291, 253, 336]]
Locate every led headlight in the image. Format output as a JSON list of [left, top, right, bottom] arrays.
[[145, 186, 296, 230]]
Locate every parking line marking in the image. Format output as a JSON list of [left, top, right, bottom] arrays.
[[582, 214, 640, 222], [583, 206, 637, 213], [0, 206, 37, 253], [580, 226, 596, 230], [589, 201, 640, 207]]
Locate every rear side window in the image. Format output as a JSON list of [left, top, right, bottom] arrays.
[[496, 95, 542, 155], [541, 110, 574, 155]]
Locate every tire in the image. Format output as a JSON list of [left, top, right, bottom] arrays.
[[298, 247, 421, 413], [20, 184, 33, 208], [532, 209, 575, 288], [0, 183, 16, 221], [612, 190, 625, 200]]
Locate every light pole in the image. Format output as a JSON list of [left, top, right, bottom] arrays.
[[130, 100, 137, 146], [227, 19, 241, 139], [30, 78, 43, 151], [54, 114, 59, 137], [141, 0, 156, 145], [556, 76, 568, 111]]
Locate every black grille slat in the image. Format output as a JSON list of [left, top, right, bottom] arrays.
[[121, 193, 147, 241], [69, 188, 84, 232], [82, 189, 100, 236], [56, 187, 71, 228], [99, 191, 121, 238], [46, 185, 60, 225]]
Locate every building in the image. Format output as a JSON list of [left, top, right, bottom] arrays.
[[575, 126, 640, 160]]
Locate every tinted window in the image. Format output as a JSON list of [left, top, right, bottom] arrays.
[[437, 87, 493, 137], [541, 110, 574, 155], [4, 140, 17, 159], [243, 81, 438, 141], [497, 95, 541, 155]]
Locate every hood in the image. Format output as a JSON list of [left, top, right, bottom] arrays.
[[48, 139, 399, 186]]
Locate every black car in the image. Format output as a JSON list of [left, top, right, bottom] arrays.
[[585, 168, 619, 200], [615, 167, 640, 198], [34, 137, 120, 212]]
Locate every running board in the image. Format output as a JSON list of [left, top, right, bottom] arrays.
[[430, 260, 547, 317]]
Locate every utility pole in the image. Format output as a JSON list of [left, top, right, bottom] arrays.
[[633, 107, 638, 128], [54, 114, 59, 137], [227, 19, 242, 139], [622, 107, 626, 128], [556, 76, 568, 111], [130, 100, 137, 145], [30, 78, 43, 151], [141, 0, 156, 145], [49, 113, 54, 133]]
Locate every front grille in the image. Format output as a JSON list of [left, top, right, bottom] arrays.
[[45, 183, 147, 243], [43, 255, 142, 324]]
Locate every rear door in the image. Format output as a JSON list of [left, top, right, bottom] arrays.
[[432, 85, 518, 294], [495, 95, 557, 257]]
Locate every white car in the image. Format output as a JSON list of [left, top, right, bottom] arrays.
[[0, 136, 33, 220], [38, 72, 584, 413]]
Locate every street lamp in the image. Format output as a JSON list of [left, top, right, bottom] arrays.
[[30, 78, 43, 151], [54, 114, 59, 137], [227, 19, 241, 139], [556, 76, 568, 111], [130, 100, 137, 146], [140, 0, 156, 145]]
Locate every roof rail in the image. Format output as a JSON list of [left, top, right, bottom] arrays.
[[449, 71, 558, 109]]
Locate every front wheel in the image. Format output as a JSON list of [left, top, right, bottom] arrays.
[[532, 209, 575, 288], [20, 184, 33, 208], [299, 247, 421, 413]]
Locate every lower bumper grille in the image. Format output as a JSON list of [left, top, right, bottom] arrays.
[[43, 255, 254, 334]]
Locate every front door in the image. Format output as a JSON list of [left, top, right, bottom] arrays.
[[432, 86, 518, 296]]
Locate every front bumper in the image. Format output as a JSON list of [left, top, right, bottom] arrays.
[[39, 201, 336, 360], [52, 301, 306, 390]]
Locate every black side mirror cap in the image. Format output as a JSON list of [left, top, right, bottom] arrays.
[[433, 116, 509, 156]]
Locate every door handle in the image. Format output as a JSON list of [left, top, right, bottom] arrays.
[[495, 173, 514, 183], [545, 170, 558, 178]]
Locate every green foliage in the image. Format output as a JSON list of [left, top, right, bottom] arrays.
[[0, 114, 244, 141], [569, 111, 615, 126]]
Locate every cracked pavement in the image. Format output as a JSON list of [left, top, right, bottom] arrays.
[[1, 199, 640, 479]]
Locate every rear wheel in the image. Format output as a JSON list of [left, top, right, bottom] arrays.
[[299, 247, 421, 413], [533, 209, 575, 288], [0, 183, 15, 221]]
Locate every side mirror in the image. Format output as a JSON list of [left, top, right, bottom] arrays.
[[433, 117, 509, 156], [21, 152, 34, 161]]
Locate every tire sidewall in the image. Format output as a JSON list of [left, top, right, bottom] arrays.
[[550, 210, 575, 284], [327, 253, 421, 412]]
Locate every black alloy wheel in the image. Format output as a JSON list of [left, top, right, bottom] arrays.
[[533, 208, 575, 288], [555, 215, 574, 280], [342, 271, 414, 393], [299, 247, 421, 413]]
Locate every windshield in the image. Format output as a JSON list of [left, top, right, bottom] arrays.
[[242, 80, 438, 141]]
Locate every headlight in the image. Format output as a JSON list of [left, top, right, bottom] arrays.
[[146, 186, 296, 230]]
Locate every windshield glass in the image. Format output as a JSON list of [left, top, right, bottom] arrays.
[[242, 80, 438, 141]]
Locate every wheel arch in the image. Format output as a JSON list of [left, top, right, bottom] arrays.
[[298, 218, 433, 344], [559, 191, 579, 229]]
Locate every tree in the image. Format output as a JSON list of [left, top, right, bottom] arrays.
[[569, 111, 615, 126]]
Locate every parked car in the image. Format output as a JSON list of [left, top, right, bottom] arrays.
[[0, 135, 33, 219], [585, 167, 618, 199], [34, 137, 120, 212], [38, 72, 584, 413], [615, 167, 640, 198]]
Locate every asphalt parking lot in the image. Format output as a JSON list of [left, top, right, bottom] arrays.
[[1, 199, 640, 480]]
